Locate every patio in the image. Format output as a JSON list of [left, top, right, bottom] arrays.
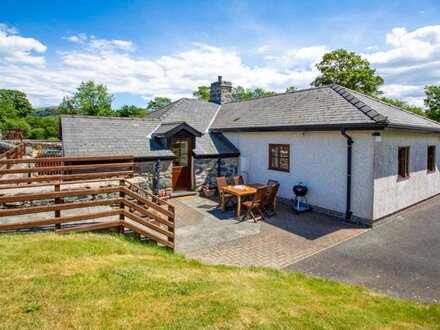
[[172, 195, 366, 269]]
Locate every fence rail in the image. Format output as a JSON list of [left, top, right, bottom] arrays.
[[0, 155, 134, 185], [0, 178, 175, 250], [0, 143, 26, 169]]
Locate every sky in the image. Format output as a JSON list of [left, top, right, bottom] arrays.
[[0, 0, 439, 109]]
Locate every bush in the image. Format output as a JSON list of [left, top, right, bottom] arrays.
[[29, 128, 46, 140], [23, 115, 60, 140], [45, 127, 59, 139], [1, 118, 31, 137]]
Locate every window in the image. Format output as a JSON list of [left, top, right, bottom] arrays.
[[170, 140, 189, 167], [428, 146, 436, 172], [397, 147, 410, 179], [269, 144, 290, 172]]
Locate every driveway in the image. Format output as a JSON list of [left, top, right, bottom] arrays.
[[285, 195, 440, 303]]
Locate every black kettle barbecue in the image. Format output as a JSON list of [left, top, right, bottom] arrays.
[[291, 182, 312, 214]]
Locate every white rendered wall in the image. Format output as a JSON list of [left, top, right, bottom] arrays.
[[224, 131, 375, 220], [373, 131, 440, 219]]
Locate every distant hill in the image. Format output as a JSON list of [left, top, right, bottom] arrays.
[[32, 106, 61, 117]]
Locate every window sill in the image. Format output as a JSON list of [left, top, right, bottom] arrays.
[[397, 176, 410, 182], [268, 167, 289, 173], [427, 169, 436, 174]]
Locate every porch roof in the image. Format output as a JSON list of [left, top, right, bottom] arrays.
[[152, 121, 203, 138]]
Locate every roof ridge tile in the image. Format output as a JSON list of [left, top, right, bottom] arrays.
[[330, 84, 389, 124], [348, 89, 440, 127]]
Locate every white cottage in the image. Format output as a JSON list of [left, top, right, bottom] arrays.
[[62, 77, 440, 226]]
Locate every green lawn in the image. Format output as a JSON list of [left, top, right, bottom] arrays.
[[0, 233, 439, 329]]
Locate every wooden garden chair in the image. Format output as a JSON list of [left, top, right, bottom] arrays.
[[262, 183, 280, 217], [241, 186, 267, 223], [233, 175, 244, 185], [216, 176, 236, 209], [267, 179, 279, 187]]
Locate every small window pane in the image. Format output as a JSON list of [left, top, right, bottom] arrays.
[[180, 153, 188, 167], [428, 146, 436, 172], [269, 144, 289, 172], [398, 147, 409, 179]]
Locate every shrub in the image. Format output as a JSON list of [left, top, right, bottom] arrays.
[[1, 118, 31, 137], [23, 116, 60, 139], [45, 127, 59, 139], [29, 128, 46, 140]]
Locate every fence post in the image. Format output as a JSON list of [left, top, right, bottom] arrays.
[[167, 204, 175, 249], [55, 184, 61, 229], [6, 152, 11, 169], [119, 180, 125, 234]]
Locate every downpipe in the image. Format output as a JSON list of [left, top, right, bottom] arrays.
[[155, 159, 161, 195], [340, 129, 354, 222]]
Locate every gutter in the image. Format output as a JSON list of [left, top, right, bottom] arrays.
[[340, 129, 353, 221], [385, 123, 440, 133], [192, 152, 240, 159], [212, 122, 388, 133]]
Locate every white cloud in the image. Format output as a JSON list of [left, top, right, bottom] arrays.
[[257, 45, 270, 53], [1, 25, 439, 107], [263, 45, 328, 71], [365, 25, 440, 107], [0, 31, 321, 105], [0, 24, 46, 66]]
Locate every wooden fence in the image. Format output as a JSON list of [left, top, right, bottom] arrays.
[[0, 155, 134, 185], [0, 143, 26, 169], [0, 178, 175, 250]]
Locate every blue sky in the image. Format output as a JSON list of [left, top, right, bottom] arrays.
[[1, 0, 439, 108]]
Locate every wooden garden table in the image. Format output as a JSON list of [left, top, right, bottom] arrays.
[[222, 183, 265, 220]]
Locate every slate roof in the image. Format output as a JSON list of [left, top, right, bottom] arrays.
[[61, 116, 174, 159], [346, 89, 440, 131], [61, 84, 440, 159], [61, 99, 240, 159], [152, 121, 202, 138], [143, 98, 239, 157], [211, 85, 440, 133]]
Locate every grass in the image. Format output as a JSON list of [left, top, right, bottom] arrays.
[[0, 233, 439, 329]]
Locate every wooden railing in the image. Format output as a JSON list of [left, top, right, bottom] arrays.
[[0, 155, 134, 185], [0, 143, 26, 169], [36, 153, 62, 175], [0, 178, 175, 250]]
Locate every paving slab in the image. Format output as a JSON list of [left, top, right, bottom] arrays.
[[172, 196, 365, 269]]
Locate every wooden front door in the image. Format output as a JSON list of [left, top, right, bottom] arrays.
[[170, 138, 192, 190]]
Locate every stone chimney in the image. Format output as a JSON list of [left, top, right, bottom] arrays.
[[210, 76, 232, 104]]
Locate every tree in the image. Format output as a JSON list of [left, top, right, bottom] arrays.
[[75, 81, 114, 116], [59, 96, 78, 115], [379, 97, 425, 116], [59, 81, 114, 116], [147, 97, 172, 111], [232, 86, 276, 101], [424, 85, 440, 122], [311, 49, 384, 95], [285, 86, 298, 93], [118, 105, 149, 117], [0, 92, 16, 120], [0, 89, 33, 117], [193, 86, 210, 100]]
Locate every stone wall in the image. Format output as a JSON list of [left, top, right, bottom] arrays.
[[134, 160, 173, 194], [194, 157, 239, 191], [7, 140, 62, 157]]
